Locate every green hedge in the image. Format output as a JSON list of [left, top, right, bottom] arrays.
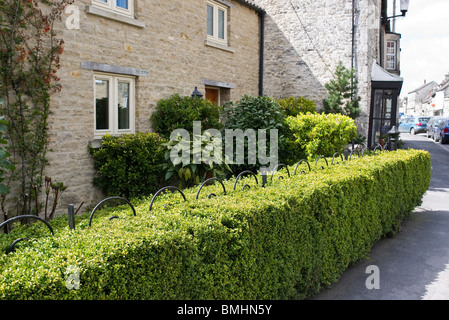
[[0, 149, 430, 299]]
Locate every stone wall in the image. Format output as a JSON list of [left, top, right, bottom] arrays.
[[254, 0, 383, 133], [41, 0, 262, 215]]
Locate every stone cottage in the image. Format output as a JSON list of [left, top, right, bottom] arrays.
[[1, 0, 410, 217], [38, 0, 266, 213], [252, 0, 407, 147]]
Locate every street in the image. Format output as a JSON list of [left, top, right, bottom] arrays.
[[311, 132, 449, 300]]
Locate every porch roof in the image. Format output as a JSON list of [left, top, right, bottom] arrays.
[[371, 61, 403, 83]]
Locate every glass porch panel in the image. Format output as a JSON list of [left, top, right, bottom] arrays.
[[95, 79, 109, 130], [207, 5, 214, 36], [371, 119, 391, 146], [372, 90, 384, 119], [373, 89, 393, 119], [118, 81, 130, 130], [385, 93, 392, 119]]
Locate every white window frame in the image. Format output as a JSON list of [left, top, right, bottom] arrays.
[[386, 40, 397, 70], [206, 1, 228, 46], [92, 0, 134, 17], [94, 73, 135, 138]]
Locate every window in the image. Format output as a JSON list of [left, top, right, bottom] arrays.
[[94, 73, 135, 137], [92, 0, 133, 17], [386, 41, 397, 70], [207, 1, 228, 45]]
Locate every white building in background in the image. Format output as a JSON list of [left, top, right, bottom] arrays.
[[432, 74, 449, 117], [406, 81, 438, 116], [404, 74, 449, 117]]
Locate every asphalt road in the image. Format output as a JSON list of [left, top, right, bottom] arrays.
[[311, 132, 449, 300]]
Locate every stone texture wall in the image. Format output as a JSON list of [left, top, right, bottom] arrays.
[[254, 0, 383, 133], [42, 0, 262, 215]]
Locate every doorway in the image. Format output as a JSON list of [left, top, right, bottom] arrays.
[[369, 89, 397, 148], [205, 87, 220, 105]]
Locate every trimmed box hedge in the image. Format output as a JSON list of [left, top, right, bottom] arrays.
[[0, 149, 430, 299]]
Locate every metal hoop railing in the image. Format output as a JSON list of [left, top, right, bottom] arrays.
[[315, 156, 329, 169], [233, 170, 259, 190], [270, 164, 291, 181], [88, 197, 136, 227], [149, 186, 187, 211], [196, 177, 227, 200], [294, 159, 311, 175]]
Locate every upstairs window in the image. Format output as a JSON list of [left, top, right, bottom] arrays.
[[207, 1, 228, 45], [92, 0, 133, 17], [386, 40, 397, 71]]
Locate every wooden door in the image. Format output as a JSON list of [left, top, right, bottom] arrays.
[[205, 87, 220, 105]]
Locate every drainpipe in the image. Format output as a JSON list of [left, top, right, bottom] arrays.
[[258, 10, 265, 97], [352, 0, 355, 71]]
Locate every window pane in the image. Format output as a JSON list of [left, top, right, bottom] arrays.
[[118, 81, 130, 130], [373, 89, 384, 119], [116, 0, 128, 9], [95, 79, 109, 130], [207, 5, 214, 36], [218, 9, 225, 39]]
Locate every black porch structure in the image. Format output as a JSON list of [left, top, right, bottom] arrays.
[[368, 61, 403, 148]]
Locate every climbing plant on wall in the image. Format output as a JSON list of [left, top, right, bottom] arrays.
[[0, 0, 73, 217]]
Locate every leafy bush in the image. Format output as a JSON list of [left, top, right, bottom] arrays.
[[277, 97, 316, 117], [286, 112, 358, 160], [151, 94, 222, 139], [221, 95, 287, 172], [89, 132, 165, 199], [162, 132, 232, 189], [0, 149, 430, 300]]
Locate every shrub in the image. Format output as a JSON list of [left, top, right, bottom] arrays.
[[323, 61, 361, 119], [0, 149, 430, 300], [220, 95, 287, 173], [151, 94, 222, 139], [89, 132, 165, 199], [162, 132, 232, 189], [276, 97, 316, 117], [286, 112, 358, 160]]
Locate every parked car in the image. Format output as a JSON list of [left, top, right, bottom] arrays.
[[434, 118, 449, 144], [398, 116, 431, 135], [426, 116, 446, 139]]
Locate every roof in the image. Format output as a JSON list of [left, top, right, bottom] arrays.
[[371, 61, 403, 82], [438, 80, 449, 92], [235, 0, 265, 13], [408, 80, 438, 94]]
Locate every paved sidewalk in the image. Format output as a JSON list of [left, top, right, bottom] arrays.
[[312, 133, 449, 300]]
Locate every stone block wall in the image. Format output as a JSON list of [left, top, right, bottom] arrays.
[[253, 0, 383, 133]]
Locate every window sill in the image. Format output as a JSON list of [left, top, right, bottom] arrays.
[[86, 5, 145, 28], [205, 39, 235, 53], [89, 139, 103, 149]]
